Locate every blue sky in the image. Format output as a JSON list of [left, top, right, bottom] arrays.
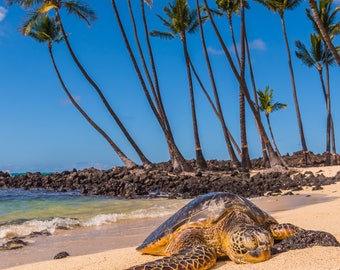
[[0, 0, 339, 172]]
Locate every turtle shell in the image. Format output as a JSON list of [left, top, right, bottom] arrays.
[[137, 192, 277, 254]]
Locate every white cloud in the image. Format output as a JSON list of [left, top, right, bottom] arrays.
[[207, 38, 266, 56], [60, 95, 81, 105], [207, 46, 224, 55], [0, 6, 8, 22], [248, 39, 267, 51]]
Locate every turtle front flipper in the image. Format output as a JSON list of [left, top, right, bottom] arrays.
[[125, 245, 217, 270], [269, 223, 302, 240]]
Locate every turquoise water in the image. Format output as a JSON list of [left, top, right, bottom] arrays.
[[0, 188, 186, 242]]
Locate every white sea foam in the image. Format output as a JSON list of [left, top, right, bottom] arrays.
[[0, 208, 176, 241], [0, 217, 81, 239]]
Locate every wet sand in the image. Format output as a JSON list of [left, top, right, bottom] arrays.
[[3, 166, 340, 270]]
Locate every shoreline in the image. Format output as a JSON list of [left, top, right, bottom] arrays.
[[2, 167, 340, 270]]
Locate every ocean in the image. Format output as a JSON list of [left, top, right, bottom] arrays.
[[0, 188, 187, 247]]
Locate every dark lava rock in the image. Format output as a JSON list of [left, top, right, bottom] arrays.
[[0, 239, 27, 250], [1, 152, 340, 199], [54, 251, 70, 259], [272, 230, 340, 254]]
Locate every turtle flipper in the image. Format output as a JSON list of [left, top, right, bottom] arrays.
[[269, 223, 302, 240], [125, 245, 217, 270]]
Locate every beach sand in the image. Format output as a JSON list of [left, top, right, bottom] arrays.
[[5, 166, 340, 270]]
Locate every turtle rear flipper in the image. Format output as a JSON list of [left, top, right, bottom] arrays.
[[125, 245, 217, 270], [269, 223, 302, 240], [272, 230, 340, 254]]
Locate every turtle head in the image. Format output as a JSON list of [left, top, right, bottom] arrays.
[[223, 225, 274, 264]]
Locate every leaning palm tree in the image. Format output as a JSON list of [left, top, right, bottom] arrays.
[[25, 15, 136, 168], [308, 0, 340, 67], [8, 0, 152, 167], [306, 0, 340, 164], [295, 34, 337, 165], [255, 0, 309, 164], [151, 0, 207, 169], [214, 0, 252, 168], [203, 0, 286, 168], [111, 0, 193, 172], [257, 86, 287, 154], [194, 0, 241, 167]]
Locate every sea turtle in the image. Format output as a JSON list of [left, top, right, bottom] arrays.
[[126, 192, 339, 270]]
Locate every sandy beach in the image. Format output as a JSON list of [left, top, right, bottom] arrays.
[[4, 166, 340, 270]]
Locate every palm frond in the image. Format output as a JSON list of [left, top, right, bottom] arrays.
[[63, 1, 97, 26], [295, 40, 316, 68], [6, 0, 43, 9], [150, 30, 175, 40]]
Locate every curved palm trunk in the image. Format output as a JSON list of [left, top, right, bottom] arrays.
[[48, 45, 136, 169], [55, 11, 151, 167], [308, 0, 340, 67], [203, 0, 286, 168], [111, 0, 192, 172], [279, 12, 308, 164]]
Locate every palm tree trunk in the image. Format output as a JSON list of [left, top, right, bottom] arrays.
[[195, 0, 240, 167], [189, 59, 241, 162], [244, 23, 269, 167], [308, 0, 340, 67], [111, 0, 192, 172], [239, 0, 251, 169], [177, 0, 206, 169], [55, 11, 151, 167], [325, 56, 331, 165], [48, 45, 136, 169], [266, 115, 279, 153], [280, 13, 308, 164], [181, 39, 207, 169], [203, 0, 285, 168]]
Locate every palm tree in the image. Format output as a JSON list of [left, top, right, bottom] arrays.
[[257, 86, 287, 153], [25, 15, 136, 168], [255, 0, 309, 164], [203, 0, 286, 168], [308, 0, 340, 67], [151, 0, 207, 169], [295, 34, 337, 165], [306, 0, 340, 164], [111, 0, 193, 172], [8, 0, 152, 167], [214, 0, 252, 168]]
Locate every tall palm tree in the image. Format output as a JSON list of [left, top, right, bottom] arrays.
[[214, 0, 252, 168], [151, 0, 207, 169], [255, 0, 309, 164], [306, 0, 340, 164], [257, 86, 287, 153], [295, 34, 337, 165], [25, 15, 136, 168], [217, 0, 269, 167], [111, 0, 193, 172], [308, 0, 340, 67], [192, 0, 241, 167], [8, 0, 152, 167], [203, 0, 286, 168]]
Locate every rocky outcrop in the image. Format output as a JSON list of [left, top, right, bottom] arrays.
[[1, 152, 340, 199]]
